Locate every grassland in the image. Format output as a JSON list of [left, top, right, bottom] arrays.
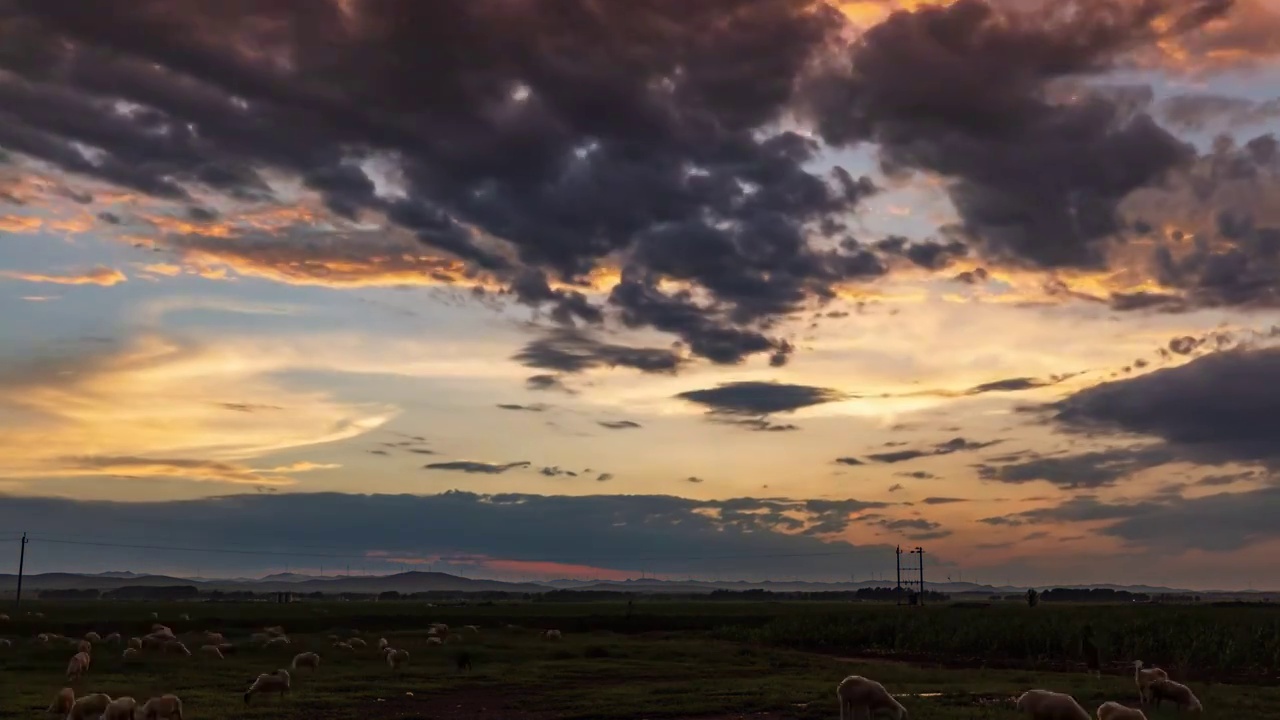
[[4, 600, 1280, 719]]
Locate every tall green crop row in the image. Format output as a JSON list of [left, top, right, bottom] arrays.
[[716, 604, 1280, 676]]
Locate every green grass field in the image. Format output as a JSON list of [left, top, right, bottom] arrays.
[[4, 600, 1280, 719]]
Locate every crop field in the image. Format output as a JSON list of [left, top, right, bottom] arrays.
[[4, 600, 1280, 719]]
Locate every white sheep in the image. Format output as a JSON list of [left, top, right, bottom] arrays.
[[36, 632, 51, 644], [244, 668, 292, 704], [426, 636, 443, 646], [543, 629, 562, 641], [377, 637, 389, 651], [142, 635, 167, 650], [1147, 679, 1202, 712], [46, 687, 75, 715], [68, 693, 112, 720], [139, 694, 184, 720], [264, 625, 286, 637], [333, 641, 353, 651], [431, 623, 449, 634], [104, 632, 121, 645], [76, 639, 92, 654], [1016, 689, 1090, 720], [204, 631, 225, 645], [84, 631, 102, 643], [1097, 701, 1148, 720], [150, 625, 175, 639], [123, 647, 142, 662], [386, 648, 410, 670], [66, 651, 92, 681], [837, 675, 908, 720], [128, 637, 143, 650], [347, 637, 367, 648], [292, 651, 321, 671], [251, 632, 270, 644], [265, 636, 291, 648], [164, 640, 192, 656], [103, 696, 138, 720], [1132, 661, 1169, 705], [200, 644, 224, 659]]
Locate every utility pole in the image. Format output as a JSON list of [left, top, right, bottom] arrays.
[[916, 547, 925, 607], [15, 532, 28, 610]]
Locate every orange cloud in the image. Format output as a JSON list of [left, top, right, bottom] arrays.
[[0, 266, 127, 286], [0, 215, 43, 233]]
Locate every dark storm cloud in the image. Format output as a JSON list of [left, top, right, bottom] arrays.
[[871, 516, 951, 540], [0, 491, 901, 577], [497, 404, 546, 413], [865, 437, 1000, 464], [423, 461, 532, 475], [513, 328, 683, 375], [802, 0, 1219, 269], [976, 446, 1176, 489], [0, 0, 897, 366], [597, 420, 641, 430], [525, 374, 572, 393], [1055, 348, 1280, 466], [835, 457, 865, 466], [676, 381, 845, 415]]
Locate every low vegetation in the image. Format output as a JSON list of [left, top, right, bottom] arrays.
[[3, 599, 1280, 719]]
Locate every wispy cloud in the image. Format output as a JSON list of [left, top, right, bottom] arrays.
[[0, 266, 127, 287]]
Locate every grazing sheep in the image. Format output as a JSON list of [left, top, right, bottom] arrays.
[[427, 627, 440, 637], [66, 651, 92, 680], [139, 694, 184, 720], [103, 696, 138, 720], [200, 644, 224, 659], [426, 637, 443, 646], [178, 613, 190, 621], [264, 625, 286, 637], [36, 633, 51, 644], [143, 635, 168, 649], [1148, 679, 1203, 712], [164, 641, 192, 656], [1133, 661, 1169, 705], [464, 624, 480, 634], [348, 637, 367, 648], [837, 675, 908, 720], [150, 612, 159, 620], [265, 636, 291, 648], [204, 632, 225, 645], [77, 639, 92, 654], [123, 647, 141, 662], [250, 632, 270, 645], [68, 694, 112, 720], [104, 632, 121, 645], [46, 687, 75, 715], [84, 632, 102, 643], [128, 637, 143, 650], [377, 637, 389, 651], [217, 642, 236, 655], [332, 641, 353, 651], [150, 625, 175, 639], [543, 629, 562, 641], [1016, 689, 1090, 720], [430, 623, 449, 634], [386, 648, 410, 670], [291, 651, 321, 671], [1097, 701, 1148, 720], [244, 668, 291, 705]]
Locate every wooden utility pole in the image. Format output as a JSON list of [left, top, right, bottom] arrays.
[[15, 532, 28, 609]]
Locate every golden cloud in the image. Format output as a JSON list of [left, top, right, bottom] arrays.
[[0, 266, 127, 286]]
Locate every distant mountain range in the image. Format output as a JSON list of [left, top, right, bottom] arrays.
[[0, 571, 1268, 596]]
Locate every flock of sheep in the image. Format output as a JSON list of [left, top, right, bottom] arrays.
[[838, 659, 1202, 719], [23, 611, 569, 719], [9, 607, 1206, 719]]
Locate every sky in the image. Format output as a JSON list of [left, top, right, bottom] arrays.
[[3, 0, 1280, 590]]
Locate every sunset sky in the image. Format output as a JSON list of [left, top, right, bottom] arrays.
[[3, 0, 1280, 589]]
